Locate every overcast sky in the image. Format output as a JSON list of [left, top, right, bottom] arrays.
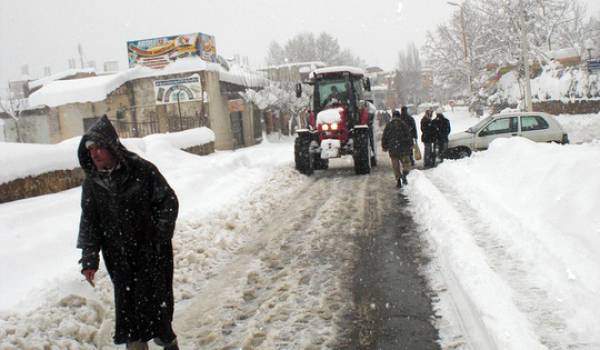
[[2, 0, 600, 92]]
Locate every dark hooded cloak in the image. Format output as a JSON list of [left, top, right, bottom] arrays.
[[77, 116, 179, 344]]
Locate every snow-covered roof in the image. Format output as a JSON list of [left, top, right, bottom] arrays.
[[371, 85, 388, 91], [260, 61, 327, 70], [220, 64, 268, 88], [28, 58, 267, 108], [310, 66, 366, 79], [550, 48, 580, 60], [28, 68, 96, 90]]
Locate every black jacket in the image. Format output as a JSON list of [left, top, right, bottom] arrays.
[[420, 116, 436, 143], [77, 116, 179, 344], [400, 111, 417, 140], [382, 117, 413, 158], [432, 115, 451, 143]]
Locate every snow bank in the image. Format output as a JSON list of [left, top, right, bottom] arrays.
[[0, 138, 80, 185], [556, 112, 600, 144], [407, 134, 600, 348], [0, 134, 292, 317], [0, 127, 214, 185]]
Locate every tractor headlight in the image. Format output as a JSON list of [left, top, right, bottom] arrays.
[[321, 124, 329, 131], [330, 123, 338, 131]]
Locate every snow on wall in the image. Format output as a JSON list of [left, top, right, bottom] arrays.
[[0, 127, 215, 185], [488, 64, 600, 106]]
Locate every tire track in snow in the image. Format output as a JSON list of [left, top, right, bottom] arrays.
[[173, 164, 373, 349], [425, 171, 584, 350]]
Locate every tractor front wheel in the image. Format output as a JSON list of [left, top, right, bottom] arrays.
[[294, 134, 314, 175], [353, 130, 371, 175]]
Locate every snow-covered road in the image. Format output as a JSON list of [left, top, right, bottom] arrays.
[[1, 108, 599, 349], [0, 146, 417, 349]]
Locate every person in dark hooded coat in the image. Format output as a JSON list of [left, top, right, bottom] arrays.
[[420, 109, 437, 168], [432, 112, 451, 162], [77, 115, 179, 350], [382, 110, 413, 187]]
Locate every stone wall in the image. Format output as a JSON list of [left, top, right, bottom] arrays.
[[493, 100, 600, 115], [0, 169, 85, 204], [532, 100, 600, 115], [182, 141, 215, 156], [0, 142, 215, 204]]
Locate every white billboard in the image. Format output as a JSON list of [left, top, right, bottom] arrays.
[[153, 74, 202, 105]]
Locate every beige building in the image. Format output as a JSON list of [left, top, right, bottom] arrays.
[[4, 62, 267, 150]]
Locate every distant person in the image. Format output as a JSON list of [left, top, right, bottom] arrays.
[[378, 111, 391, 127], [420, 109, 437, 168], [432, 112, 451, 161], [77, 116, 180, 350], [382, 110, 414, 188], [399, 106, 417, 167]]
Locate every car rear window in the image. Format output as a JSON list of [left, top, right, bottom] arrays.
[[521, 116, 549, 131]]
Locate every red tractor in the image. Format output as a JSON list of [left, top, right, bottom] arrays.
[[294, 66, 376, 175]]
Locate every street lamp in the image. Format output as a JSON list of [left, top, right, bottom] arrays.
[[447, 1, 473, 96]]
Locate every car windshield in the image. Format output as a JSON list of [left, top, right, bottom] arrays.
[[467, 116, 493, 133]]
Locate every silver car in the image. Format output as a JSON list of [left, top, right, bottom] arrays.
[[446, 111, 569, 158]]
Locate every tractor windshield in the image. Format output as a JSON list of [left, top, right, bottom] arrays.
[[315, 79, 349, 111]]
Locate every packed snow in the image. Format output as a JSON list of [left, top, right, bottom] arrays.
[[408, 108, 600, 349], [0, 128, 214, 185], [0, 108, 599, 349], [316, 107, 343, 125]]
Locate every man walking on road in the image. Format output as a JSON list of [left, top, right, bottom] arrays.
[[399, 106, 418, 167], [77, 116, 180, 350], [382, 110, 414, 188]]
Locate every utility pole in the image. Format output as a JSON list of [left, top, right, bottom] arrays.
[[78, 43, 85, 69], [519, 1, 533, 112]]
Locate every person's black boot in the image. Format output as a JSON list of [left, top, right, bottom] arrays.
[[402, 174, 408, 185], [155, 338, 179, 350], [396, 177, 403, 188]]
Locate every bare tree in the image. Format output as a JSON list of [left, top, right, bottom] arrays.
[[0, 92, 26, 142], [265, 32, 365, 67], [266, 41, 286, 66], [423, 0, 592, 100], [396, 43, 426, 104]]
